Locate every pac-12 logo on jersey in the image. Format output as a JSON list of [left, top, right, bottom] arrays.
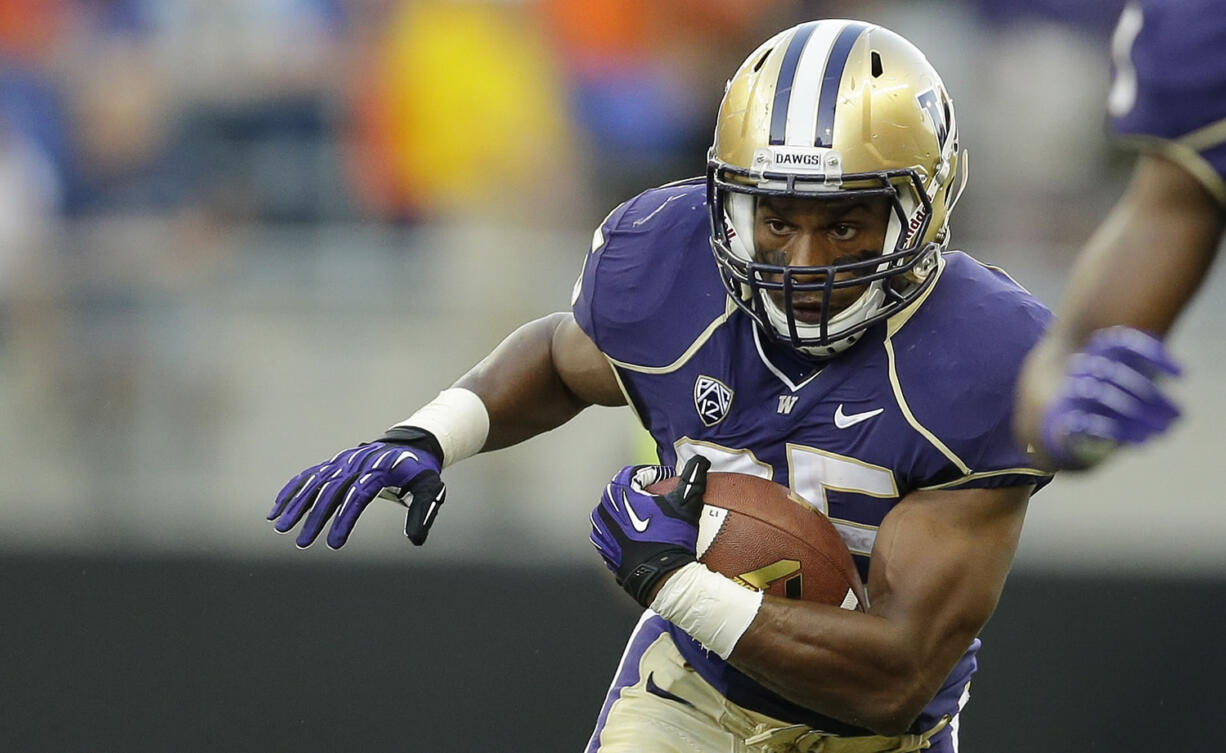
[[694, 375, 733, 426]]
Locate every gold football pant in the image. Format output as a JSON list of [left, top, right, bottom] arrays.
[[585, 613, 963, 753]]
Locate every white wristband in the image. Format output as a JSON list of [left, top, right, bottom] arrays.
[[649, 562, 763, 660], [391, 388, 490, 468]]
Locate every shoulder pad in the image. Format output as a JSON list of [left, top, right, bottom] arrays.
[[889, 252, 1053, 484], [572, 180, 731, 369], [1111, 0, 1226, 204]]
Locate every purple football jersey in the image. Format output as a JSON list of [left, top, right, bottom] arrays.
[[573, 180, 1053, 736], [1109, 0, 1226, 205]]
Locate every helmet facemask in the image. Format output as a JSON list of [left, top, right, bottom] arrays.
[[708, 161, 943, 358]]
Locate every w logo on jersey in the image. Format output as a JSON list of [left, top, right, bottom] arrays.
[[694, 375, 734, 426]]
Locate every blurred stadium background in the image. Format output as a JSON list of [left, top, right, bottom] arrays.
[[1, 0, 1222, 750]]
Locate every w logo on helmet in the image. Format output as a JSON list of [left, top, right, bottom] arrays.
[[694, 376, 734, 426], [916, 88, 949, 149]]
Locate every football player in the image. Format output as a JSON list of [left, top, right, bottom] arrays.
[[271, 20, 1053, 753], [1014, 0, 1226, 470]]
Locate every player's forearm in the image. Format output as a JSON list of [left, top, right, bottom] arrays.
[[453, 313, 593, 452], [1014, 156, 1223, 459], [730, 599, 943, 735], [1058, 155, 1223, 344]]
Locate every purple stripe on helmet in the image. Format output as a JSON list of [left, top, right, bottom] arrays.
[[814, 22, 869, 147], [583, 613, 670, 753], [769, 21, 820, 145]]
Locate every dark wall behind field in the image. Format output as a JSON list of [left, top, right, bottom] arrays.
[[4, 556, 1223, 753]]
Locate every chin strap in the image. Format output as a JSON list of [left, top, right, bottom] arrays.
[[945, 148, 970, 216]]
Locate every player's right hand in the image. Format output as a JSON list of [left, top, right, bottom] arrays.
[[268, 428, 446, 549], [1040, 326, 1182, 469], [590, 455, 710, 607]]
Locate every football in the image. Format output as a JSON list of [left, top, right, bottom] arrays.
[[648, 471, 867, 610]]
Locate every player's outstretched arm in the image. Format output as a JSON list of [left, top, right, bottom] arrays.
[[454, 312, 627, 451], [270, 312, 624, 548], [1014, 154, 1225, 469]]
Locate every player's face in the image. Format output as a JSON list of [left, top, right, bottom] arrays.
[[753, 195, 891, 322]]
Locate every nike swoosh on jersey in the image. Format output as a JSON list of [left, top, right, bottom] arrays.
[[622, 490, 651, 532], [645, 672, 694, 707], [834, 404, 885, 429]]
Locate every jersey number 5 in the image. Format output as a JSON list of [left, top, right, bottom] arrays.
[[674, 439, 897, 557]]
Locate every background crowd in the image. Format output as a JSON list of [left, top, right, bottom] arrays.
[[1, 0, 1221, 573]]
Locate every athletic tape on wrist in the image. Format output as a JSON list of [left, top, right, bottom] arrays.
[[391, 388, 490, 468], [649, 561, 763, 660]]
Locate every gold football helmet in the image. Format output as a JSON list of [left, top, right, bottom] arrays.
[[708, 19, 966, 356]]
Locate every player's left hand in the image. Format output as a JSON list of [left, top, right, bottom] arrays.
[[269, 429, 446, 549], [1040, 326, 1182, 469], [590, 455, 710, 607]]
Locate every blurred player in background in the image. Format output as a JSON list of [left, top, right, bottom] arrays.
[[1014, 0, 1226, 470], [271, 20, 1053, 752]]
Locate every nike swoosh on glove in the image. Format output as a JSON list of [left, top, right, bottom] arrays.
[[269, 427, 446, 548], [590, 455, 710, 607]]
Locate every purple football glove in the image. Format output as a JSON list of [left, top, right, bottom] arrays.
[[590, 455, 710, 607], [269, 427, 446, 548], [1040, 326, 1182, 469]]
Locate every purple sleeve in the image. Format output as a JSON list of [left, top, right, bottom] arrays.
[[571, 181, 727, 368], [893, 254, 1054, 492], [572, 200, 633, 354], [1109, 0, 1226, 205]]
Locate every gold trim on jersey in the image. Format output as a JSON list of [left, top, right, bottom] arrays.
[[882, 336, 971, 475], [1119, 133, 1226, 208], [672, 437, 775, 480], [916, 466, 1053, 491], [883, 339, 1051, 482], [753, 325, 825, 392], [606, 358, 647, 429], [884, 253, 947, 339], [882, 253, 1050, 482], [785, 444, 899, 501], [608, 296, 739, 374], [1181, 115, 1226, 154]]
